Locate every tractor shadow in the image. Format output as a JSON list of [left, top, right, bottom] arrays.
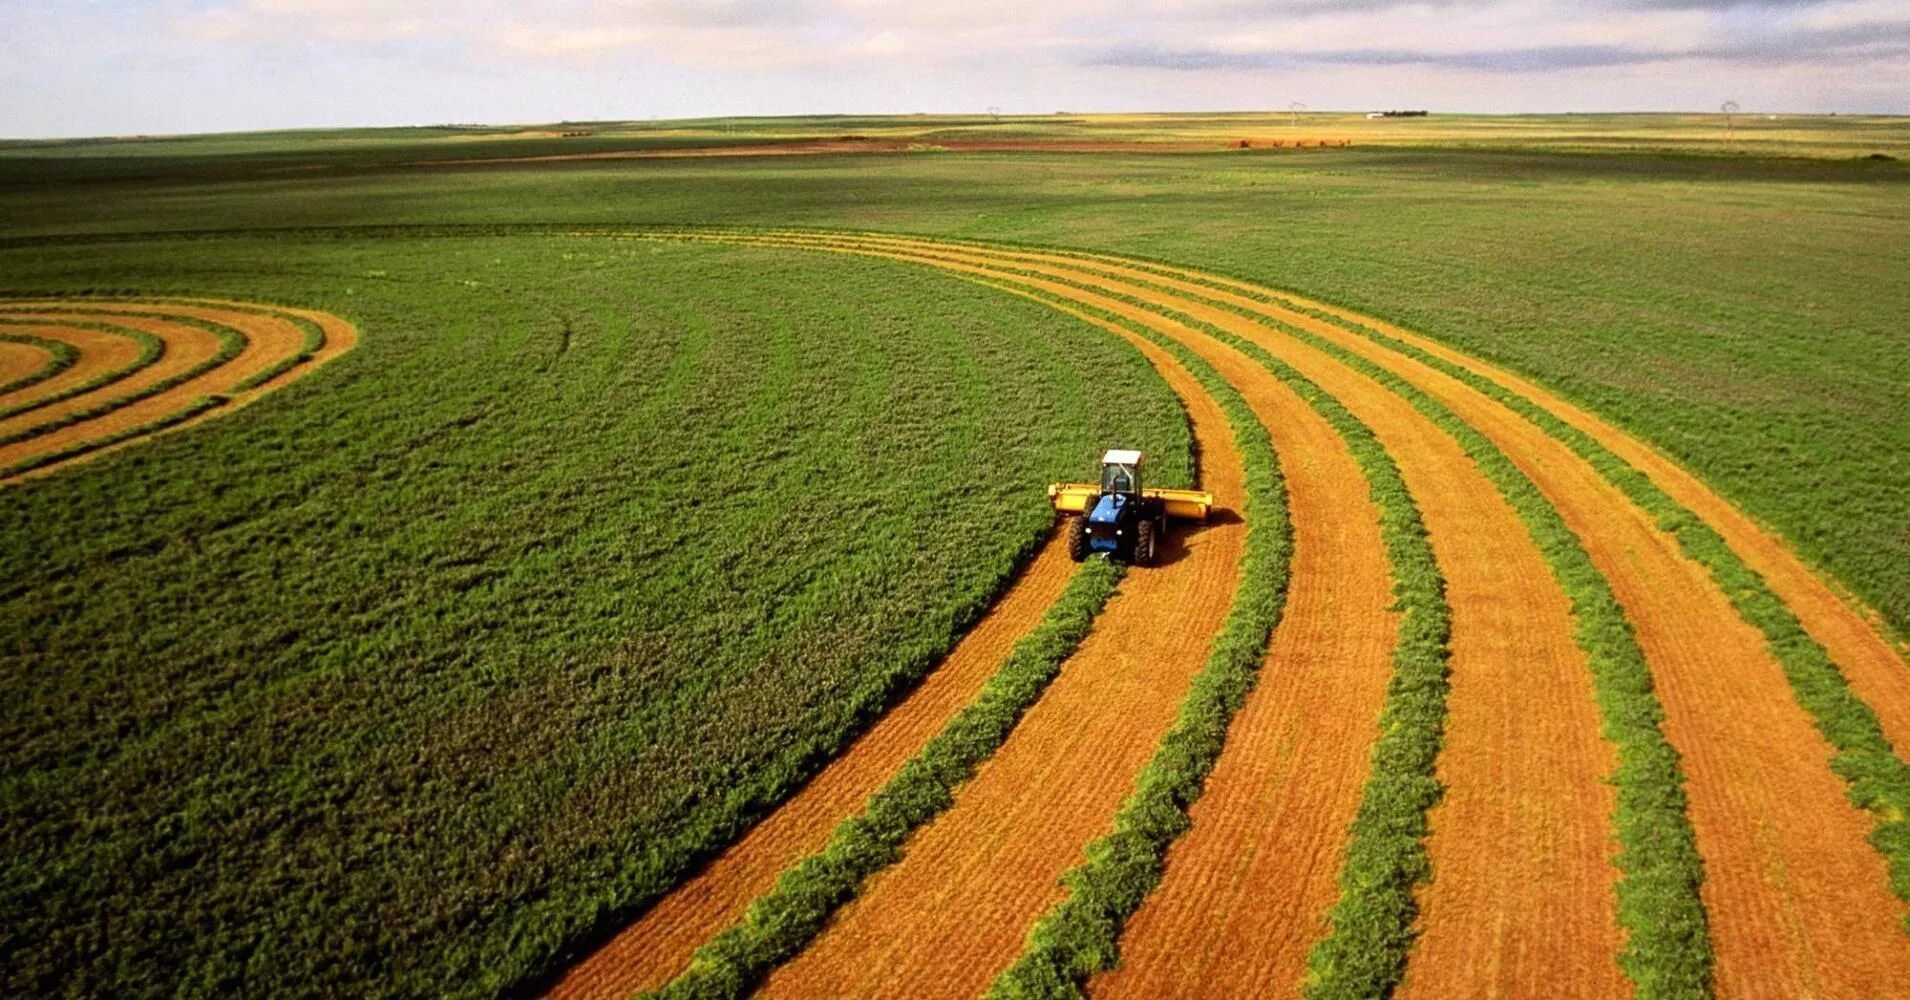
[[1155, 505, 1241, 567]]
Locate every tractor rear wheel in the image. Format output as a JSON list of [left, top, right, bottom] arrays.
[[1068, 517, 1091, 562], [1135, 520, 1158, 566]]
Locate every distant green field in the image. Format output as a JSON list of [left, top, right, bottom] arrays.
[[1, 116, 1906, 995]]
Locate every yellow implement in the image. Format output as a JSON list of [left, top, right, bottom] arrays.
[[1047, 482, 1214, 521]]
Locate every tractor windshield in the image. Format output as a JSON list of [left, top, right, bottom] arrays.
[[1101, 462, 1139, 494]]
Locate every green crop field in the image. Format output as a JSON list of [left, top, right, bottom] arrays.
[[2, 113, 1906, 997]]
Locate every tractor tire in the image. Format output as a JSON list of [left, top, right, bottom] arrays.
[[1135, 519, 1158, 567], [1068, 517, 1091, 562]]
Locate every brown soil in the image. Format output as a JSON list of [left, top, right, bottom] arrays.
[[0, 323, 145, 412], [545, 535, 1080, 999], [1277, 294, 1910, 765], [0, 339, 51, 384], [758, 311, 1247, 997], [771, 234, 1623, 996], [0, 312, 223, 445], [0, 300, 354, 482], [1127, 268, 1910, 996]]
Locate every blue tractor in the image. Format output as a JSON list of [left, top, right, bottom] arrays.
[[1048, 449, 1213, 567]]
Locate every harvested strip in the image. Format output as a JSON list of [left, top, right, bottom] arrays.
[[659, 554, 1126, 998], [0, 300, 355, 482], [758, 315, 1246, 998], [973, 240, 1901, 990], [1185, 283, 1910, 994], [0, 331, 80, 404], [1263, 290, 1910, 756], [0, 320, 159, 421], [765, 232, 1619, 994], [0, 338, 57, 389], [0, 313, 220, 442], [1186, 301, 1709, 992], [547, 536, 1080, 998]]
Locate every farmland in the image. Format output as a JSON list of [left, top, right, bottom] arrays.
[[2, 113, 1908, 997]]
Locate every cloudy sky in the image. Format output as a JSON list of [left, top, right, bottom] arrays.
[[3, 0, 1906, 138]]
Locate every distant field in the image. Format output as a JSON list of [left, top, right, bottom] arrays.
[[2, 116, 1906, 996], [4, 110, 1906, 163]]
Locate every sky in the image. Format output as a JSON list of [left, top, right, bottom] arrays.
[[3, 0, 1907, 138]]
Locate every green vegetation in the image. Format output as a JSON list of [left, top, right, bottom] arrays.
[[1, 393, 227, 479], [659, 557, 1125, 999], [984, 288, 1293, 998], [0, 331, 79, 397], [0, 236, 1189, 996]]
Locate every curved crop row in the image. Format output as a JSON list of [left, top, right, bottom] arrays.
[[0, 319, 165, 423], [0, 332, 80, 399], [1180, 295, 1716, 995], [0, 299, 353, 481], [1287, 303, 1910, 924]]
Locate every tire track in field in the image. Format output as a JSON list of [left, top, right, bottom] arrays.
[[755, 304, 1247, 998], [959, 244, 1910, 994], [0, 299, 355, 481], [546, 534, 1080, 999], [744, 232, 1623, 995]]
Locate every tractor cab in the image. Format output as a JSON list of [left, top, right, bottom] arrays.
[[1099, 449, 1143, 496]]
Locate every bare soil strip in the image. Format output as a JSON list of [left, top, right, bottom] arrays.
[[0, 313, 219, 443], [755, 233, 1625, 995], [545, 536, 1079, 999], [1293, 297, 1910, 755], [0, 323, 146, 414], [1041, 259, 1910, 995], [758, 315, 1246, 998], [0, 300, 354, 482], [0, 339, 51, 384]]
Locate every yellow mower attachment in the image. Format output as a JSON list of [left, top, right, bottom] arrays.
[[1047, 482, 1213, 521]]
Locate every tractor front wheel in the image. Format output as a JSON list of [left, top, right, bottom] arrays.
[[1134, 520, 1158, 566], [1068, 517, 1091, 562]]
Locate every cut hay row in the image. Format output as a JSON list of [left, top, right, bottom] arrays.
[[0, 299, 354, 481], [1055, 256, 1910, 991], [541, 229, 1906, 997]]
